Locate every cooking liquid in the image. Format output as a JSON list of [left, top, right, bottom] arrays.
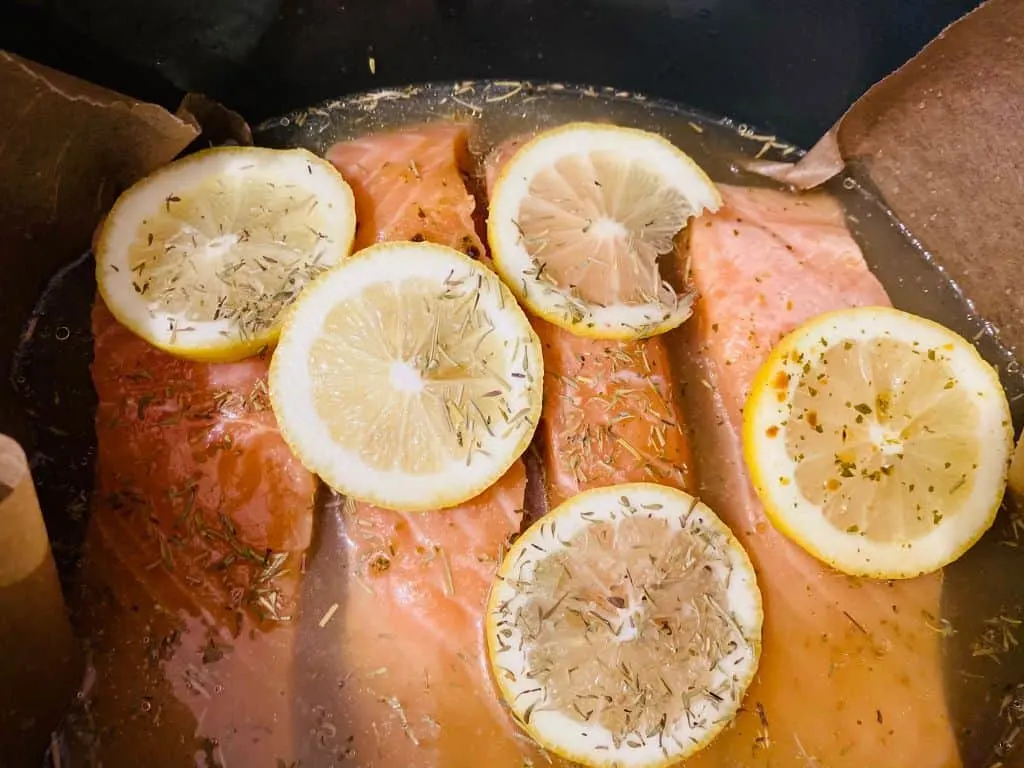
[[10, 81, 1024, 766]]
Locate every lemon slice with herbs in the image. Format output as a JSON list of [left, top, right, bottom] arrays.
[[487, 122, 721, 340], [485, 483, 762, 768], [744, 306, 1013, 579], [269, 240, 543, 512], [95, 146, 357, 362]]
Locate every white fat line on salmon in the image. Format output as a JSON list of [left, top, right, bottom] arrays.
[[436, 545, 456, 597]]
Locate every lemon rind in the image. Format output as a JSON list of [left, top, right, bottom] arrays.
[[1009, 433, 1024, 506]]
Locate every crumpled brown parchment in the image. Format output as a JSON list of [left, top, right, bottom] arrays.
[[0, 51, 199, 443], [752, 0, 1024, 357], [0, 50, 257, 763]]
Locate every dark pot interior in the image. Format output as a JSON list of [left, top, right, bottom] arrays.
[[2, 0, 982, 148]]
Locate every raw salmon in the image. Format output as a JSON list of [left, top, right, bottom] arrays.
[[532, 321, 695, 506], [482, 135, 524, 194], [336, 467, 536, 768], [326, 122, 486, 257], [677, 184, 960, 767], [79, 302, 315, 765], [326, 125, 552, 768]]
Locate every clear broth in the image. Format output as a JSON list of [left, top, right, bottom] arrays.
[[12, 81, 1024, 767]]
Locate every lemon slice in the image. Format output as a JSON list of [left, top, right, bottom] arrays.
[[487, 122, 722, 340], [744, 306, 1013, 579], [269, 241, 543, 512], [95, 146, 357, 362], [485, 483, 762, 768]]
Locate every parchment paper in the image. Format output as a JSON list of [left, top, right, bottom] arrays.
[[0, 50, 232, 762], [0, 51, 200, 445], [754, 0, 1024, 357]]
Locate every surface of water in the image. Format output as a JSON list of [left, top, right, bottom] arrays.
[[11, 81, 1024, 766]]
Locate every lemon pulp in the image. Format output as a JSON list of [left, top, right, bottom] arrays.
[[96, 146, 356, 361]]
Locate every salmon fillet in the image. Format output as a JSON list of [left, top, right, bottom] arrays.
[[337, 467, 535, 767], [482, 135, 525, 194], [677, 184, 960, 767], [533, 321, 695, 506], [326, 122, 485, 257], [483, 140, 697, 507], [326, 125, 552, 768], [80, 302, 316, 764]]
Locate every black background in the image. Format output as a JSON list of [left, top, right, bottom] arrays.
[[3, 0, 982, 147]]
